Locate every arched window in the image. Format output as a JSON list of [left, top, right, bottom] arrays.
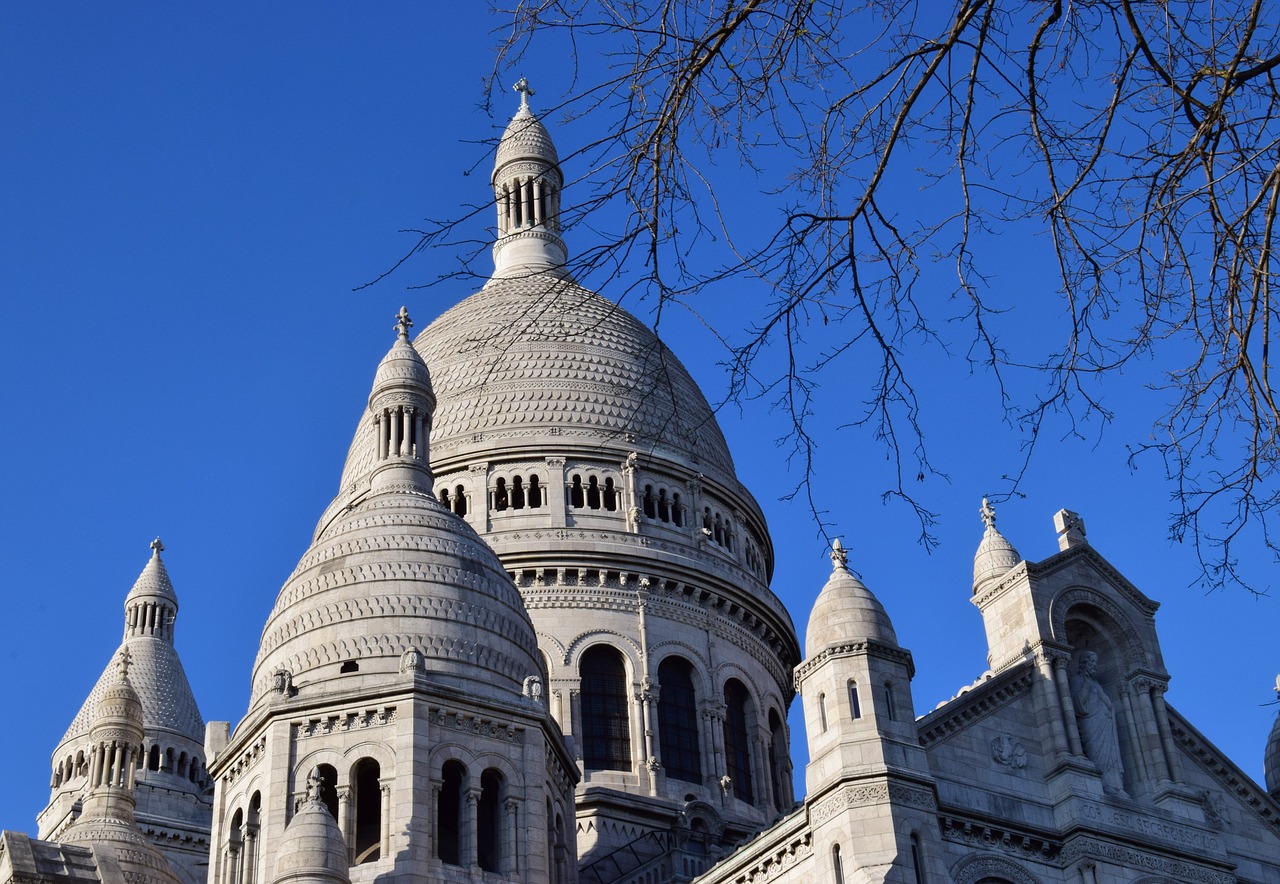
[[315, 764, 339, 820], [587, 476, 601, 509], [477, 769, 504, 873], [353, 758, 381, 864], [453, 485, 467, 516], [603, 477, 618, 511], [832, 843, 845, 884], [643, 485, 656, 518], [848, 680, 862, 719], [148, 744, 161, 771], [768, 709, 787, 809], [818, 692, 828, 732], [437, 760, 464, 866], [243, 792, 261, 884], [494, 478, 509, 511], [510, 476, 525, 509], [528, 475, 542, 508], [884, 681, 896, 721], [672, 492, 683, 526], [580, 646, 631, 771], [657, 489, 670, 522], [439, 487, 450, 507], [657, 657, 701, 783], [723, 679, 754, 803], [226, 808, 244, 884], [570, 475, 584, 508]]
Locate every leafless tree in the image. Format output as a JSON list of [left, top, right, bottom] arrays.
[[388, 1, 1280, 586]]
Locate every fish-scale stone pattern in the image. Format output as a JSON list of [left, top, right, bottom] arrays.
[[337, 277, 733, 489], [495, 106, 559, 169], [61, 638, 205, 745]]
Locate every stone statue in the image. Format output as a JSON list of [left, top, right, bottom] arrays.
[[1070, 651, 1125, 796], [523, 675, 543, 702], [306, 768, 325, 803], [272, 667, 295, 697]]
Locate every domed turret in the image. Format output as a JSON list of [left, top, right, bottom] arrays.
[[61, 650, 182, 884], [491, 78, 567, 277], [250, 309, 542, 709], [1266, 676, 1280, 798], [973, 498, 1020, 594], [805, 539, 897, 656], [270, 770, 350, 884]]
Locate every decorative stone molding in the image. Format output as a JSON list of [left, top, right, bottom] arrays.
[[1169, 710, 1280, 833], [918, 666, 1034, 747], [951, 852, 1044, 884], [220, 736, 267, 786], [429, 706, 523, 744], [793, 639, 916, 686], [1059, 836, 1235, 883], [809, 780, 935, 824], [940, 816, 1058, 861], [294, 707, 396, 739]]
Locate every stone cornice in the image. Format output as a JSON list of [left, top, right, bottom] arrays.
[[793, 638, 915, 687], [918, 661, 1035, 748], [1026, 545, 1160, 615], [1167, 704, 1280, 833], [939, 813, 1060, 862]]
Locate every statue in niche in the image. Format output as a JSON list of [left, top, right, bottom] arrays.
[[1070, 651, 1126, 796], [400, 647, 424, 675], [523, 675, 543, 702], [272, 667, 296, 697]]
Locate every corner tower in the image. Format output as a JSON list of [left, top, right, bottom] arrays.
[[330, 85, 801, 869]]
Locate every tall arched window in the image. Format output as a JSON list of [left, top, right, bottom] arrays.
[[477, 769, 504, 873], [242, 792, 261, 884], [437, 761, 464, 866], [225, 809, 244, 884], [494, 478, 509, 511], [884, 681, 896, 721], [657, 657, 701, 783], [603, 477, 618, 511], [528, 475, 542, 508], [315, 764, 339, 820], [818, 692, 828, 732], [511, 476, 525, 509], [910, 832, 926, 883], [832, 843, 845, 884], [352, 758, 381, 864], [587, 476, 601, 509], [849, 680, 862, 719], [723, 679, 754, 803], [452, 485, 467, 516], [580, 646, 631, 771], [569, 475, 585, 508]]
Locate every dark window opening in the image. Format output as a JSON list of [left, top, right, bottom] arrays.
[[437, 761, 464, 866], [340, 661, 359, 673], [477, 769, 503, 873], [658, 657, 701, 783], [453, 485, 467, 517], [849, 681, 862, 719], [315, 764, 339, 820], [353, 758, 381, 864], [643, 485, 656, 518], [587, 476, 601, 509], [768, 709, 786, 809], [528, 475, 542, 508], [884, 682, 896, 721], [581, 646, 631, 771], [603, 477, 617, 511], [658, 490, 670, 523], [723, 679, 754, 803], [570, 475, 584, 508], [672, 492, 683, 526], [511, 476, 525, 509], [494, 478, 509, 512], [148, 745, 160, 771]]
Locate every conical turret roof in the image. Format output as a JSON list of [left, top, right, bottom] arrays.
[[973, 498, 1021, 594], [1266, 677, 1280, 798], [805, 539, 897, 657]]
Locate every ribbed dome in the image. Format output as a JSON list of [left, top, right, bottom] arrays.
[[272, 788, 349, 884], [973, 498, 1020, 593], [252, 481, 541, 708], [92, 667, 144, 741], [371, 308, 434, 407], [1266, 695, 1280, 798], [494, 103, 559, 173], [337, 276, 735, 489], [805, 541, 897, 657]]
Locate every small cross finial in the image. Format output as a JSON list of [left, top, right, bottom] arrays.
[[830, 538, 848, 570], [395, 306, 413, 340], [513, 76, 534, 110], [980, 498, 997, 530], [150, 537, 164, 555], [118, 647, 132, 681]]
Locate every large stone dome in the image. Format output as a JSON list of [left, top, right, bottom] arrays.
[[338, 275, 737, 487]]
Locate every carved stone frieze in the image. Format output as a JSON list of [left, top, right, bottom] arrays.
[[293, 707, 396, 739], [428, 706, 523, 744], [1059, 836, 1235, 884]]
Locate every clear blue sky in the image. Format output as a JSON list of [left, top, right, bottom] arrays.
[[1, 4, 1276, 833]]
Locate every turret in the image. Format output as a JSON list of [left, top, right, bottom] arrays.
[[490, 78, 567, 277], [368, 306, 436, 494], [269, 770, 350, 884], [972, 497, 1020, 596]]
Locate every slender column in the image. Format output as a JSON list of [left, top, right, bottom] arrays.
[[1136, 681, 1170, 782], [415, 412, 427, 461], [337, 786, 352, 863], [465, 788, 481, 870], [498, 185, 509, 235], [376, 412, 387, 460], [1054, 658, 1084, 755], [108, 743, 122, 787], [380, 782, 392, 860], [1151, 686, 1182, 781], [636, 583, 660, 794], [753, 734, 773, 810], [503, 799, 520, 875], [1119, 689, 1146, 784], [227, 843, 242, 884], [1078, 861, 1098, 884], [1036, 655, 1070, 757], [522, 178, 534, 227], [389, 407, 402, 458], [401, 407, 413, 456], [534, 178, 545, 225], [569, 688, 583, 764], [242, 829, 258, 884]]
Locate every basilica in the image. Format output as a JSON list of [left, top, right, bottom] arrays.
[[4, 88, 1280, 884]]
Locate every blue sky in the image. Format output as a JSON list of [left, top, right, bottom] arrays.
[[1, 4, 1277, 832]]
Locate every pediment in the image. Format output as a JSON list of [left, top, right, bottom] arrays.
[[1027, 545, 1159, 618], [918, 660, 1036, 748], [1166, 703, 1280, 835]]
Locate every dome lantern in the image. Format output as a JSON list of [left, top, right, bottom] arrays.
[[972, 498, 1021, 595], [368, 306, 436, 493], [491, 78, 568, 277]]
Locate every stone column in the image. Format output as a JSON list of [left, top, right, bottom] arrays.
[[504, 799, 520, 875], [380, 781, 392, 861], [389, 407, 401, 458], [1078, 861, 1098, 884], [638, 678, 660, 795], [1054, 657, 1084, 755], [753, 733, 772, 810], [1151, 685, 1182, 782], [337, 786, 352, 863], [1119, 688, 1146, 786], [464, 788, 481, 870], [1036, 654, 1070, 758], [242, 828, 258, 884]]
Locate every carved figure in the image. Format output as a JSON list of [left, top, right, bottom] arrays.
[[523, 675, 543, 701], [306, 768, 325, 803], [272, 667, 295, 697], [1070, 651, 1125, 796]]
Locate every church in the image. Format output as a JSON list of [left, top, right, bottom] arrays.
[[4, 85, 1280, 884]]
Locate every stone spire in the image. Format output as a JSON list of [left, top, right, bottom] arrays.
[[972, 498, 1021, 595], [368, 306, 436, 493], [124, 538, 179, 642], [805, 539, 897, 656], [491, 77, 568, 277]]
